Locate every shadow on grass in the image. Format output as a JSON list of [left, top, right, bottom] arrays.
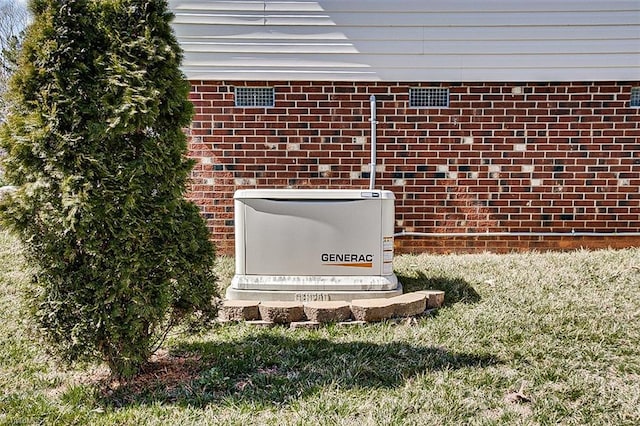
[[396, 271, 481, 305], [100, 331, 499, 408]]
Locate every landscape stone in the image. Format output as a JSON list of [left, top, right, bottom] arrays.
[[245, 320, 276, 327], [259, 301, 305, 323], [290, 321, 321, 329], [416, 290, 446, 308], [350, 298, 395, 322], [389, 292, 427, 317], [304, 301, 352, 323], [337, 320, 367, 327], [0, 186, 16, 199], [219, 300, 260, 321]]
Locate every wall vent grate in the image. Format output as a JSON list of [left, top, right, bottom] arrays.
[[409, 87, 449, 108], [631, 87, 640, 107], [235, 87, 275, 107]]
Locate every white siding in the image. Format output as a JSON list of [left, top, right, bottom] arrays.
[[169, 0, 640, 81]]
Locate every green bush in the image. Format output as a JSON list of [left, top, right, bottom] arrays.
[[0, 0, 216, 378]]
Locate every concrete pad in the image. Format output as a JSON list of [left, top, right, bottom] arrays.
[[219, 300, 260, 321], [416, 290, 446, 308], [226, 282, 403, 302], [304, 301, 352, 323], [389, 292, 427, 317], [350, 298, 395, 322], [259, 301, 305, 324]]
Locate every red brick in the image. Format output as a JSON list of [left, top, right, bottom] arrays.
[[186, 81, 640, 255]]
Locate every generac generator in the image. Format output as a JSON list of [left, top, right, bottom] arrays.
[[227, 189, 402, 302]]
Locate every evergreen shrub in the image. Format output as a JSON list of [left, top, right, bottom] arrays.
[[0, 0, 216, 378]]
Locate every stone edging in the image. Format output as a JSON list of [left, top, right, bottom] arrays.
[[219, 290, 445, 325]]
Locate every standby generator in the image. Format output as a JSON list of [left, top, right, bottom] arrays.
[[227, 189, 402, 301]]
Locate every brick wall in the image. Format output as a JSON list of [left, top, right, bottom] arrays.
[[187, 81, 640, 255]]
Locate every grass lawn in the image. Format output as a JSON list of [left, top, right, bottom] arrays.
[[1, 228, 639, 425]]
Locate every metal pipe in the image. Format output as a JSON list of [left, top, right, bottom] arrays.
[[369, 95, 377, 190], [394, 231, 640, 237]]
